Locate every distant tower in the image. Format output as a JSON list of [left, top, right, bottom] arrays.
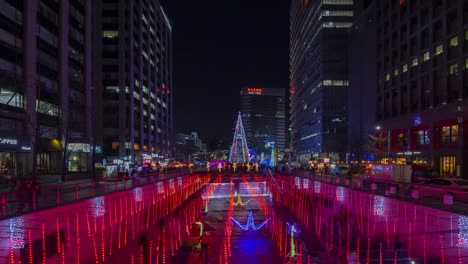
[[229, 112, 250, 163]]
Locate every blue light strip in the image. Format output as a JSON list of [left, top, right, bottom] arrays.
[[231, 211, 270, 231]]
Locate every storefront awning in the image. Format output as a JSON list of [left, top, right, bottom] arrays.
[[38, 138, 63, 152]]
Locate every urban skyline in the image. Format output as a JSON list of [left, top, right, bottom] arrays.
[[1, 1, 468, 263]]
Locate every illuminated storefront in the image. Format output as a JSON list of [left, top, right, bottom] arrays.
[[67, 143, 91, 172], [0, 135, 31, 179]]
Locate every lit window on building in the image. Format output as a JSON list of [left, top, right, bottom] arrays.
[[435, 44, 443, 56], [111, 142, 120, 150], [441, 125, 458, 144], [322, 0, 353, 4], [385, 74, 390, 81], [321, 10, 353, 17], [402, 64, 408, 73], [423, 51, 430, 61], [397, 133, 408, 149], [393, 69, 398, 77], [36, 100, 59, 116], [411, 58, 418, 67], [450, 36, 458, 47], [105, 86, 119, 93], [449, 64, 459, 75], [103, 31, 118, 38], [417, 130, 430, 145], [0, 89, 23, 108]]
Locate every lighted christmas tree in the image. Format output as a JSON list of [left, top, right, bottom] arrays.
[[269, 147, 276, 167], [229, 112, 250, 163]]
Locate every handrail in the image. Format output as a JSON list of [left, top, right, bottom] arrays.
[[0, 169, 191, 220], [289, 169, 468, 215]]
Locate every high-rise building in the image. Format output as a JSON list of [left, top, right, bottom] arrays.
[[240, 87, 286, 158], [347, 1, 377, 162], [93, 0, 173, 165], [290, 0, 354, 164], [374, 0, 468, 177], [0, 0, 94, 178]]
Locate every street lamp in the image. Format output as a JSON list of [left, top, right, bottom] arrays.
[[375, 125, 390, 162]]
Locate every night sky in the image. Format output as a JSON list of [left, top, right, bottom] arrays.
[[161, 0, 290, 146]]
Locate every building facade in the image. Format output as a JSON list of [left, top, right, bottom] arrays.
[[374, 0, 468, 177], [93, 0, 173, 166], [347, 1, 377, 162], [0, 0, 94, 178], [240, 87, 287, 159], [290, 0, 354, 164]]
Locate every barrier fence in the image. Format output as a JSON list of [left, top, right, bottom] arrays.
[[291, 170, 468, 215], [0, 169, 191, 220]]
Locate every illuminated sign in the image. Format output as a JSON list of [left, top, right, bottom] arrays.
[[247, 88, 263, 95], [0, 138, 18, 145], [67, 143, 91, 153]]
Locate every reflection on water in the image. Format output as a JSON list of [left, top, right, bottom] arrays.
[[133, 187, 143, 202], [373, 195, 386, 216], [303, 178, 309, 189], [9, 217, 24, 249], [314, 181, 321, 193], [336, 186, 345, 202], [169, 178, 174, 189], [459, 216, 468, 248], [93, 196, 106, 217]]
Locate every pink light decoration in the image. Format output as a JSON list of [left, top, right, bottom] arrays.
[[28, 229, 32, 264], [42, 223, 46, 264], [76, 214, 80, 264], [61, 243, 65, 264], [56, 218, 61, 253], [67, 215, 71, 247]]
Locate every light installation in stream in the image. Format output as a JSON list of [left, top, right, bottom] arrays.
[[231, 211, 270, 231], [227, 192, 252, 206], [192, 221, 204, 252], [286, 222, 301, 259]]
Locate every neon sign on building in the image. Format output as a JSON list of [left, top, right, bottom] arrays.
[[247, 88, 263, 95]]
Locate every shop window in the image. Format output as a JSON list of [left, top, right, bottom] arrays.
[[397, 132, 408, 148], [417, 130, 430, 145], [0, 153, 15, 177], [439, 156, 456, 177], [441, 124, 458, 144], [68, 152, 87, 172]]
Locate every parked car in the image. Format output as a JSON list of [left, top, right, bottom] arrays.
[[408, 178, 468, 202]]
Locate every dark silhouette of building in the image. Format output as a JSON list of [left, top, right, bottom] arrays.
[[240, 87, 287, 159], [347, 1, 377, 162], [290, 0, 354, 164], [93, 0, 173, 165]]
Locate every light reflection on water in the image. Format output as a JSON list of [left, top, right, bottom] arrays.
[[9, 217, 24, 249]]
